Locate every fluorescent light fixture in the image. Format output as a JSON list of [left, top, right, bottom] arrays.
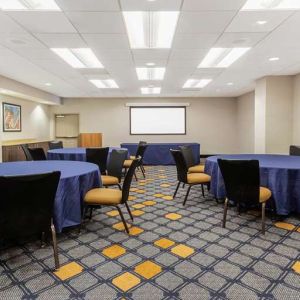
[[146, 62, 155, 66], [136, 67, 166, 80], [141, 87, 161, 95], [256, 20, 268, 24], [183, 79, 212, 89], [242, 0, 300, 10], [45, 82, 52, 86], [198, 48, 250, 68], [123, 11, 179, 49], [227, 82, 234, 86], [51, 48, 103, 69], [0, 0, 61, 10], [269, 57, 280, 61], [89, 79, 119, 89]]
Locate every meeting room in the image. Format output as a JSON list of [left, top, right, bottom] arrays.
[[0, 1, 300, 299]]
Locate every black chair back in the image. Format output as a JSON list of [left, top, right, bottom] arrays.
[[179, 145, 195, 168], [289, 145, 300, 156], [170, 149, 188, 183], [121, 157, 141, 204], [0, 172, 60, 239], [28, 148, 46, 161], [48, 141, 63, 150], [135, 144, 148, 163], [86, 147, 109, 175], [107, 149, 128, 181], [21, 144, 33, 161], [218, 159, 260, 206]]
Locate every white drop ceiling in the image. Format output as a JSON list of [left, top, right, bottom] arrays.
[[0, 0, 299, 98]]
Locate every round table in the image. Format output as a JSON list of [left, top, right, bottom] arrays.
[[0, 161, 101, 232], [205, 154, 300, 215], [47, 147, 128, 162]]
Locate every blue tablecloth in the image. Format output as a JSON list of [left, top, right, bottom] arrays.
[[0, 161, 101, 232], [205, 154, 300, 215], [120, 143, 200, 165], [47, 147, 127, 162]]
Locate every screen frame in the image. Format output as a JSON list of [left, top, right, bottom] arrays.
[[129, 106, 187, 135]]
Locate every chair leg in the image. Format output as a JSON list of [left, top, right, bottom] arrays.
[[222, 198, 229, 228], [51, 220, 60, 271], [125, 202, 134, 221], [41, 232, 46, 248], [173, 181, 181, 198], [183, 185, 192, 206], [89, 207, 93, 219], [182, 183, 185, 188], [201, 184, 205, 198], [262, 202, 266, 235], [116, 206, 129, 234], [79, 205, 87, 234], [117, 183, 122, 190], [134, 171, 138, 181], [140, 164, 146, 178]]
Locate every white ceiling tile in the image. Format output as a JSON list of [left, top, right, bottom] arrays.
[[7, 12, 76, 33], [173, 33, 219, 49], [82, 34, 129, 50], [226, 11, 293, 33], [169, 49, 208, 61], [66, 12, 125, 33], [34, 33, 86, 48], [56, 0, 120, 11], [177, 11, 236, 33], [214, 32, 268, 47], [0, 12, 26, 33], [94, 50, 132, 62], [182, 0, 246, 11], [0, 33, 46, 49], [132, 49, 170, 61], [120, 0, 182, 11]]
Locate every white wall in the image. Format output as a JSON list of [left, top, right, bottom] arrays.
[[237, 92, 255, 153], [0, 95, 51, 142], [51, 97, 239, 154]]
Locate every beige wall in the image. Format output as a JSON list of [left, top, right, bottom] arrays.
[[51, 97, 239, 154], [0, 95, 51, 142], [292, 74, 300, 145], [237, 92, 255, 153]]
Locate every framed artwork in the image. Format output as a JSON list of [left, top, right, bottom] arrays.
[[2, 102, 22, 132]]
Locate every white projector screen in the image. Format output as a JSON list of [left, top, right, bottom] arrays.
[[130, 107, 186, 135]]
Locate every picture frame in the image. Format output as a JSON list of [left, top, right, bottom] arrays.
[[2, 102, 22, 132]]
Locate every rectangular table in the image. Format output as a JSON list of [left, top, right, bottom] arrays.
[[121, 143, 200, 165]]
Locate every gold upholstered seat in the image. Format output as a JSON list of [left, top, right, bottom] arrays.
[[259, 187, 272, 203], [187, 173, 211, 184], [85, 188, 122, 205], [101, 175, 119, 186], [188, 164, 205, 173]]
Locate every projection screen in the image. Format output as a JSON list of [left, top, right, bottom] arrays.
[[130, 107, 186, 135]]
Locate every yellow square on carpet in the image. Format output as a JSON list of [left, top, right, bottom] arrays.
[[171, 244, 195, 258], [102, 245, 126, 259], [134, 261, 162, 279], [274, 222, 296, 231], [54, 262, 83, 280], [154, 238, 175, 249], [112, 272, 141, 292]]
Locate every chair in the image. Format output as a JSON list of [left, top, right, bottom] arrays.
[[179, 145, 204, 173], [289, 145, 300, 156], [102, 149, 128, 189], [124, 143, 148, 179], [48, 141, 63, 150], [21, 144, 33, 161], [170, 149, 211, 206], [84, 157, 141, 233], [0, 172, 61, 270], [217, 159, 272, 235], [28, 148, 46, 161], [86, 147, 109, 175]]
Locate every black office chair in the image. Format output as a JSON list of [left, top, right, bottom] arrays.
[[102, 149, 128, 189], [84, 158, 141, 233], [0, 172, 61, 270], [170, 149, 211, 206], [48, 141, 63, 150], [21, 144, 33, 161], [218, 159, 272, 235], [289, 145, 300, 156], [179, 145, 204, 173], [86, 147, 109, 175], [124, 143, 148, 179], [28, 148, 47, 161]]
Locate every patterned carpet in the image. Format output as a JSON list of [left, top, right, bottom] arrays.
[[1, 165, 300, 300]]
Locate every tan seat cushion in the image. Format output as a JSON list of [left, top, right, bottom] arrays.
[[259, 187, 272, 203], [130, 155, 136, 160], [123, 159, 133, 168], [188, 164, 205, 173], [84, 188, 122, 205], [101, 175, 119, 186], [187, 173, 211, 184]]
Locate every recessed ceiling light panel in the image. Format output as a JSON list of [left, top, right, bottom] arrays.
[[242, 0, 300, 10], [123, 11, 179, 49], [136, 67, 166, 80], [198, 48, 250, 68], [141, 87, 161, 94], [0, 0, 61, 10], [269, 57, 280, 61], [89, 79, 119, 89], [183, 79, 212, 89], [51, 48, 103, 69]]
